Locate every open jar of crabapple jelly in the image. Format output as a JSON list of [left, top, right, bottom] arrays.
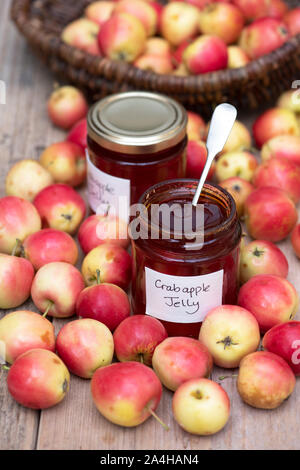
[[130, 180, 242, 338], [87, 91, 187, 220]]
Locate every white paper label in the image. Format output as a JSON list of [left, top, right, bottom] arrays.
[[145, 267, 224, 324], [86, 151, 131, 222]]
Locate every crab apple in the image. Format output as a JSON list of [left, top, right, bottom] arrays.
[[284, 7, 300, 36], [186, 140, 215, 180], [33, 184, 86, 235], [81, 243, 132, 289], [291, 224, 300, 258], [76, 281, 130, 331], [7, 349, 70, 410], [134, 53, 173, 73], [0, 196, 41, 255], [98, 13, 147, 62], [23, 228, 78, 270], [232, 0, 287, 22], [253, 108, 299, 149], [185, 0, 214, 9], [199, 305, 260, 369], [263, 322, 300, 376], [152, 337, 213, 391], [227, 46, 250, 68], [0, 310, 55, 364], [186, 111, 206, 141], [253, 157, 300, 204], [47, 86, 88, 130], [78, 214, 129, 255], [244, 187, 297, 242], [261, 135, 300, 167], [5, 160, 53, 202], [220, 120, 251, 154], [199, 2, 245, 45], [91, 362, 163, 427], [113, 315, 168, 365], [277, 89, 300, 114], [85, 1, 115, 26], [161, 2, 200, 47], [115, 0, 158, 37], [237, 351, 295, 409], [238, 274, 299, 333], [66, 118, 88, 151], [61, 18, 100, 55], [266, 0, 288, 19], [56, 318, 114, 379], [31, 262, 85, 318], [219, 177, 254, 217], [173, 378, 230, 436], [216, 150, 258, 183], [183, 35, 228, 74], [239, 18, 289, 60], [40, 141, 86, 187], [240, 240, 288, 284], [144, 37, 171, 56], [0, 255, 34, 309]]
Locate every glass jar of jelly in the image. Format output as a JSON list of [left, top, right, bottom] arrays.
[[87, 91, 187, 220], [130, 180, 242, 338]]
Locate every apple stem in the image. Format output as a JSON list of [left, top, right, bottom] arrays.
[[146, 406, 169, 431], [11, 238, 21, 257], [96, 269, 101, 285], [105, 205, 110, 217], [43, 302, 53, 318], [139, 354, 144, 365], [219, 375, 238, 381]]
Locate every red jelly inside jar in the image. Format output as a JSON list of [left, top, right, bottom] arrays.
[[130, 180, 242, 338]]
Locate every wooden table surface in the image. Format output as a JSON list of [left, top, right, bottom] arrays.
[[1, 0, 300, 451]]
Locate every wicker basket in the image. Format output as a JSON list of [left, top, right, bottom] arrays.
[[11, 0, 300, 115]]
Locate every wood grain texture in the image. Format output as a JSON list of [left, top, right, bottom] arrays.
[[1, 0, 300, 450]]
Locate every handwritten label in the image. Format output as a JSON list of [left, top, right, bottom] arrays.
[[86, 151, 130, 222], [145, 267, 224, 323]]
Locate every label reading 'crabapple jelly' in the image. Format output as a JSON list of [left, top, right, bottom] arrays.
[[86, 150, 130, 222], [145, 267, 224, 324]]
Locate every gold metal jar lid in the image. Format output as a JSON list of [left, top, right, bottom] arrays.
[[87, 91, 187, 154]]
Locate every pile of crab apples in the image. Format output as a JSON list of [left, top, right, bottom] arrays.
[[1, 80, 300, 438], [60, 0, 300, 76]]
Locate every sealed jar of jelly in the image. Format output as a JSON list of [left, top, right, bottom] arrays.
[[87, 91, 187, 220], [130, 180, 242, 338]]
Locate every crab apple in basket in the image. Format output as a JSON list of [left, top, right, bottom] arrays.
[[47, 86, 88, 130], [219, 177, 254, 217], [134, 53, 173, 74], [23, 228, 78, 270], [115, 0, 158, 37], [113, 315, 167, 366], [277, 89, 300, 114], [161, 2, 200, 47], [261, 135, 300, 167], [263, 322, 300, 376], [5, 159, 53, 202], [199, 305, 260, 369], [238, 274, 299, 333], [244, 187, 297, 242], [39, 141, 86, 187], [91, 362, 164, 428], [0, 254, 34, 309], [237, 351, 295, 410], [81, 243, 132, 290], [186, 111, 206, 141], [0, 310, 55, 364], [253, 157, 300, 204], [76, 278, 130, 331], [291, 224, 300, 259], [85, 1, 115, 27], [7, 349, 70, 410], [61, 18, 100, 56], [233, 0, 287, 21], [227, 46, 250, 69], [173, 378, 230, 436], [186, 140, 215, 180], [284, 7, 300, 36], [31, 262, 85, 318], [56, 318, 114, 379], [152, 337, 213, 391], [98, 13, 147, 62], [144, 37, 171, 56], [220, 120, 251, 154], [216, 150, 258, 183], [198, 2, 245, 45], [240, 240, 288, 284], [0, 196, 41, 254], [67, 118, 88, 151], [253, 108, 299, 148], [33, 184, 86, 235], [183, 35, 228, 74]]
